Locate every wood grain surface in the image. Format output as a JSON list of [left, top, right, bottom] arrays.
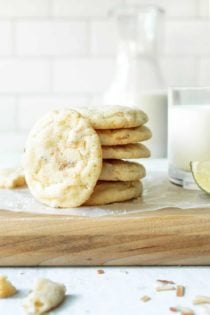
[[0, 207, 210, 266]]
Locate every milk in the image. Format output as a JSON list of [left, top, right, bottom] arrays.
[[138, 93, 168, 158], [168, 105, 210, 171]]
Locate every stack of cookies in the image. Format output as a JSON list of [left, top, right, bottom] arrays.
[[77, 106, 151, 206], [24, 106, 151, 208]]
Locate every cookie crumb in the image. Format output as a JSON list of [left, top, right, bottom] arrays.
[[0, 275, 16, 298], [97, 269, 105, 275], [169, 306, 194, 314], [23, 278, 66, 315], [176, 285, 185, 297], [193, 295, 210, 304], [156, 284, 176, 292], [156, 279, 176, 292], [157, 279, 175, 285], [140, 295, 151, 302]]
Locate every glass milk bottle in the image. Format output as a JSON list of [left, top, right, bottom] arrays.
[[104, 4, 167, 157]]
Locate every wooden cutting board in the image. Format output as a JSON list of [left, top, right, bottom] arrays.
[[1, 207, 210, 266]]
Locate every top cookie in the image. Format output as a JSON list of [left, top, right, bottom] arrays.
[[76, 105, 148, 129], [24, 110, 102, 208]]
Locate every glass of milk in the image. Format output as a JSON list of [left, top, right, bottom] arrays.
[[168, 87, 210, 188]]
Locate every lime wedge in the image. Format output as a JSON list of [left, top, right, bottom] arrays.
[[191, 161, 210, 193]]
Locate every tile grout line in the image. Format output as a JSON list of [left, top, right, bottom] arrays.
[[194, 55, 200, 86], [48, 57, 54, 93], [48, 0, 53, 18], [1, 16, 209, 21], [14, 94, 20, 133], [196, 0, 201, 17], [86, 20, 92, 57], [10, 18, 16, 56]]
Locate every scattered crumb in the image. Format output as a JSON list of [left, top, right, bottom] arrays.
[[169, 306, 195, 314], [23, 278, 66, 315], [157, 279, 176, 285], [156, 284, 176, 292], [140, 295, 151, 302], [0, 275, 16, 298], [176, 285, 185, 297], [97, 269, 105, 275], [181, 308, 195, 315], [156, 279, 176, 292], [193, 295, 210, 305]]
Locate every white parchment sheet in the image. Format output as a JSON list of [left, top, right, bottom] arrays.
[[0, 170, 210, 217]]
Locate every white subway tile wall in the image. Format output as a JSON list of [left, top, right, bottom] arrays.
[[0, 0, 209, 154], [90, 21, 118, 56], [0, 97, 16, 131], [199, 0, 209, 16], [53, 58, 115, 93], [17, 95, 88, 131], [125, 0, 199, 17], [52, 0, 122, 17], [0, 59, 50, 93], [15, 21, 88, 56], [198, 57, 210, 85], [0, 21, 13, 55], [0, 0, 50, 17]]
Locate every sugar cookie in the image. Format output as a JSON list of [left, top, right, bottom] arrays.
[[77, 106, 148, 129], [24, 110, 102, 208], [85, 180, 142, 205], [102, 143, 150, 159], [100, 160, 146, 181], [97, 125, 152, 146]]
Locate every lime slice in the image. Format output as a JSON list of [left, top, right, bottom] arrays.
[[191, 161, 210, 193]]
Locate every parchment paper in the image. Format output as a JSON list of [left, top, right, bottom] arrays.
[[0, 170, 210, 217]]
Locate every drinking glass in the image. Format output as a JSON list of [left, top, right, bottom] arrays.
[[168, 87, 210, 188]]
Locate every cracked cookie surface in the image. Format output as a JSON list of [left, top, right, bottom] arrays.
[[24, 110, 102, 208], [77, 105, 148, 129]]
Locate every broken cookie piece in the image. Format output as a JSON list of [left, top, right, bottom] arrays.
[[0, 275, 16, 298], [140, 295, 151, 302], [176, 285, 185, 297], [0, 167, 26, 189], [23, 278, 66, 315]]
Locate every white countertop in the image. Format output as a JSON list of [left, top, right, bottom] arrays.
[[0, 266, 210, 315], [0, 158, 210, 315]]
